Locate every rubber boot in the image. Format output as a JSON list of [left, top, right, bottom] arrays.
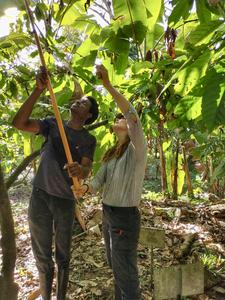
[[56, 267, 69, 300]]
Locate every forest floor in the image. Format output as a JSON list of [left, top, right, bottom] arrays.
[[2, 177, 225, 300]]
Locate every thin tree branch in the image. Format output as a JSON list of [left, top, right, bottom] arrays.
[[86, 119, 108, 131], [6, 150, 40, 190]]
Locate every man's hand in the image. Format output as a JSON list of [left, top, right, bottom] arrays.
[[36, 66, 48, 91], [64, 162, 83, 178], [96, 64, 111, 87]]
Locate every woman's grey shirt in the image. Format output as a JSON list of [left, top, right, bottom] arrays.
[[91, 105, 147, 207]]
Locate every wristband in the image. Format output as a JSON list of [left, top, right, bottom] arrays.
[[83, 183, 89, 195]]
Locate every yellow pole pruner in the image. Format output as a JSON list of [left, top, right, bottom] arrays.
[[23, 0, 86, 231]]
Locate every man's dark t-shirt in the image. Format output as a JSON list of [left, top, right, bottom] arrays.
[[33, 118, 96, 200]]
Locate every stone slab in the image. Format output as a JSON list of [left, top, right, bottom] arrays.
[[139, 227, 165, 248]]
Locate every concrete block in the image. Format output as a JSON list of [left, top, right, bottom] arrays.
[[153, 265, 181, 299], [182, 262, 204, 296], [153, 262, 204, 299]]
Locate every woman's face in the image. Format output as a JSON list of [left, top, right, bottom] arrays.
[[112, 116, 128, 133]]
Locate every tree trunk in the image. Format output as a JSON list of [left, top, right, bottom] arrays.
[[0, 164, 18, 300], [172, 139, 179, 199], [157, 122, 167, 194], [182, 146, 193, 197]]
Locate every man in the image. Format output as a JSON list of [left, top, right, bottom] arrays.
[[12, 68, 99, 300]]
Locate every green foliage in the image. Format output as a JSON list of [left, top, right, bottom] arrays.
[[201, 250, 225, 275], [202, 68, 225, 131], [113, 0, 148, 44], [0, 0, 224, 197], [169, 0, 194, 26]]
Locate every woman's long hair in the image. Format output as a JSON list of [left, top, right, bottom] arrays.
[[102, 113, 130, 163], [102, 138, 130, 163]]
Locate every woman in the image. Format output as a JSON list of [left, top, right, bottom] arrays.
[[70, 65, 147, 300]]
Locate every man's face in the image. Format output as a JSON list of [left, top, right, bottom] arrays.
[[70, 96, 92, 120]]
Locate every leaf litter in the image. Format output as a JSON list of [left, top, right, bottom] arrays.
[[0, 184, 224, 299]]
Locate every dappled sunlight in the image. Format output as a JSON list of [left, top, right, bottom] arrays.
[[175, 53, 210, 97]]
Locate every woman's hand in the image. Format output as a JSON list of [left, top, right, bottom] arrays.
[[75, 184, 90, 198], [96, 64, 111, 87]]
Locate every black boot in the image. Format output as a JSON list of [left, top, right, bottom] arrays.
[[39, 268, 54, 300], [56, 266, 69, 300]]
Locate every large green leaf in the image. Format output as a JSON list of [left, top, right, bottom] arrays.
[[103, 30, 130, 73], [131, 61, 153, 74], [144, 0, 163, 49], [169, 0, 194, 26], [0, 33, 31, 50], [145, 0, 163, 30], [146, 23, 164, 50], [56, 87, 73, 106], [72, 16, 99, 33], [0, 73, 5, 89], [202, 69, 225, 131], [175, 16, 199, 50], [73, 37, 98, 66], [156, 45, 209, 100], [112, 0, 148, 44], [104, 31, 129, 54], [60, 1, 86, 25], [114, 53, 128, 74], [34, 2, 48, 21], [175, 50, 211, 96], [61, 7, 80, 26], [216, 96, 225, 126], [186, 20, 223, 46], [77, 50, 98, 67], [196, 0, 211, 23], [175, 96, 202, 120]]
